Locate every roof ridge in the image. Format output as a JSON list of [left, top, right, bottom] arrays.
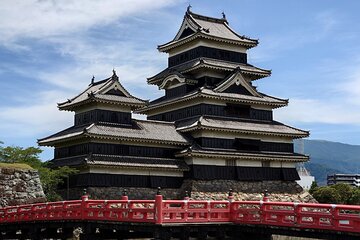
[[135, 118, 175, 125], [187, 10, 227, 24], [58, 73, 115, 107], [260, 92, 288, 103], [186, 9, 258, 43], [89, 77, 111, 87], [202, 115, 272, 124], [57, 80, 101, 106], [202, 57, 271, 73], [272, 120, 310, 135]]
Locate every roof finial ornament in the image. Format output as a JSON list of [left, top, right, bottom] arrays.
[[91, 75, 95, 84], [187, 4, 192, 13], [112, 68, 118, 80], [222, 11, 226, 19]]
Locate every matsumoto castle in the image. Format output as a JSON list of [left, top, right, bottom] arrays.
[[38, 8, 309, 200]]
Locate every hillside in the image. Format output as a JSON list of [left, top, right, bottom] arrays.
[[295, 140, 360, 185]]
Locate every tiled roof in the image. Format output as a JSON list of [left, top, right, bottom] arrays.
[[136, 87, 287, 114], [87, 120, 189, 144], [50, 154, 189, 171], [176, 116, 309, 138], [38, 120, 190, 146], [58, 72, 146, 111], [38, 125, 87, 145], [158, 10, 258, 52], [148, 58, 270, 84], [177, 145, 309, 162]]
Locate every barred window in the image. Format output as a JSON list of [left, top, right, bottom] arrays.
[[226, 159, 236, 167], [262, 161, 270, 168]]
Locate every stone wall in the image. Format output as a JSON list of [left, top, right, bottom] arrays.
[[0, 167, 46, 207], [184, 180, 316, 203], [59, 180, 315, 203]]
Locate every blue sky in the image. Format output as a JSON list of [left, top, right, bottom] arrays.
[[1, 0, 360, 160]]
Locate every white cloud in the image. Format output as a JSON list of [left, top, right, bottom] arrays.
[[0, 0, 181, 143], [33, 37, 166, 101], [251, 10, 339, 63], [275, 98, 360, 125], [341, 68, 360, 106], [0, 90, 73, 138], [0, 0, 179, 45]]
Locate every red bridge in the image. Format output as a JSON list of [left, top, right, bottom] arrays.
[[0, 192, 359, 240]]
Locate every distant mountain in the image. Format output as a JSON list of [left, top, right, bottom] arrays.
[[294, 140, 360, 185]]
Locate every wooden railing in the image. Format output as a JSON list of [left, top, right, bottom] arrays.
[[0, 193, 359, 234]]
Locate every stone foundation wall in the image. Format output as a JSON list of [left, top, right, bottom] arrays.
[[184, 180, 316, 203], [59, 180, 315, 203], [0, 167, 46, 207]]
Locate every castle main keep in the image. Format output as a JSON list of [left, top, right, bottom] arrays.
[[39, 9, 310, 201]]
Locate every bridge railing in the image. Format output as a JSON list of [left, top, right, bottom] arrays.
[[0, 195, 157, 224], [161, 200, 231, 223], [231, 200, 360, 233], [1, 190, 360, 233]]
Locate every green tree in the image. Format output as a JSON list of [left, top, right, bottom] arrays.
[[0, 145, 42, 167], [349, 188, 360, 205], [0, 142, 77, 201], [309, 181, 318, 195], [312, 186, 341, 203], [330, 183, 353, 204]]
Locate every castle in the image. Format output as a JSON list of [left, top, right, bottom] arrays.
[[38, 8, 310, 201]]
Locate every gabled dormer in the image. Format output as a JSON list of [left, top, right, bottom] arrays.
[[214, 68, 261, 96]]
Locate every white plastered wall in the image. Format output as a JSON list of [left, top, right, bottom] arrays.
[[82, 167, 183, 177]]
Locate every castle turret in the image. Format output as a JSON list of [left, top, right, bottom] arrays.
[[39, 71, 189, 198]]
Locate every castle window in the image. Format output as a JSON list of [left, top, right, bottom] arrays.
[[262, 161, 270, 168], [234, 138, 260, 151], [111, 112, 118, 123], [225, 104, 250, 118], [226, 159, 236, 167]]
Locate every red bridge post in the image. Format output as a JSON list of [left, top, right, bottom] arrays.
[[121, 189, 128, 201], [184, 191, 189, 201], [155, 187, 163, 224], [260, 190, 270, 224], [228, 189, 235, 221], [81, 188, 89, 220], [263, 189, 270, 202]]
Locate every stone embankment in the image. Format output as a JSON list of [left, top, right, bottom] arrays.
[[0, 165, 46, 207], [188, 180, 317, 203]]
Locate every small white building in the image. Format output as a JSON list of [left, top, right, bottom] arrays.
[[297, 166, 315, 190]]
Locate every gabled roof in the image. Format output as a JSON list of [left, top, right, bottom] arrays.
[[136, 87, 287, 114], [50, 154, 189, 171], [176, 116, 309, 138], [38, 120, 190, 147], [158, 9, 258, 52], [158, 72, 198, 90], [214, 68, 261, 97], [58, 70, 146, 111], [148, 58, 271, 85], [176, 144, 309, 162]]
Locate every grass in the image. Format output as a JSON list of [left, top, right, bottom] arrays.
[[0, 162, 33, 170]]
